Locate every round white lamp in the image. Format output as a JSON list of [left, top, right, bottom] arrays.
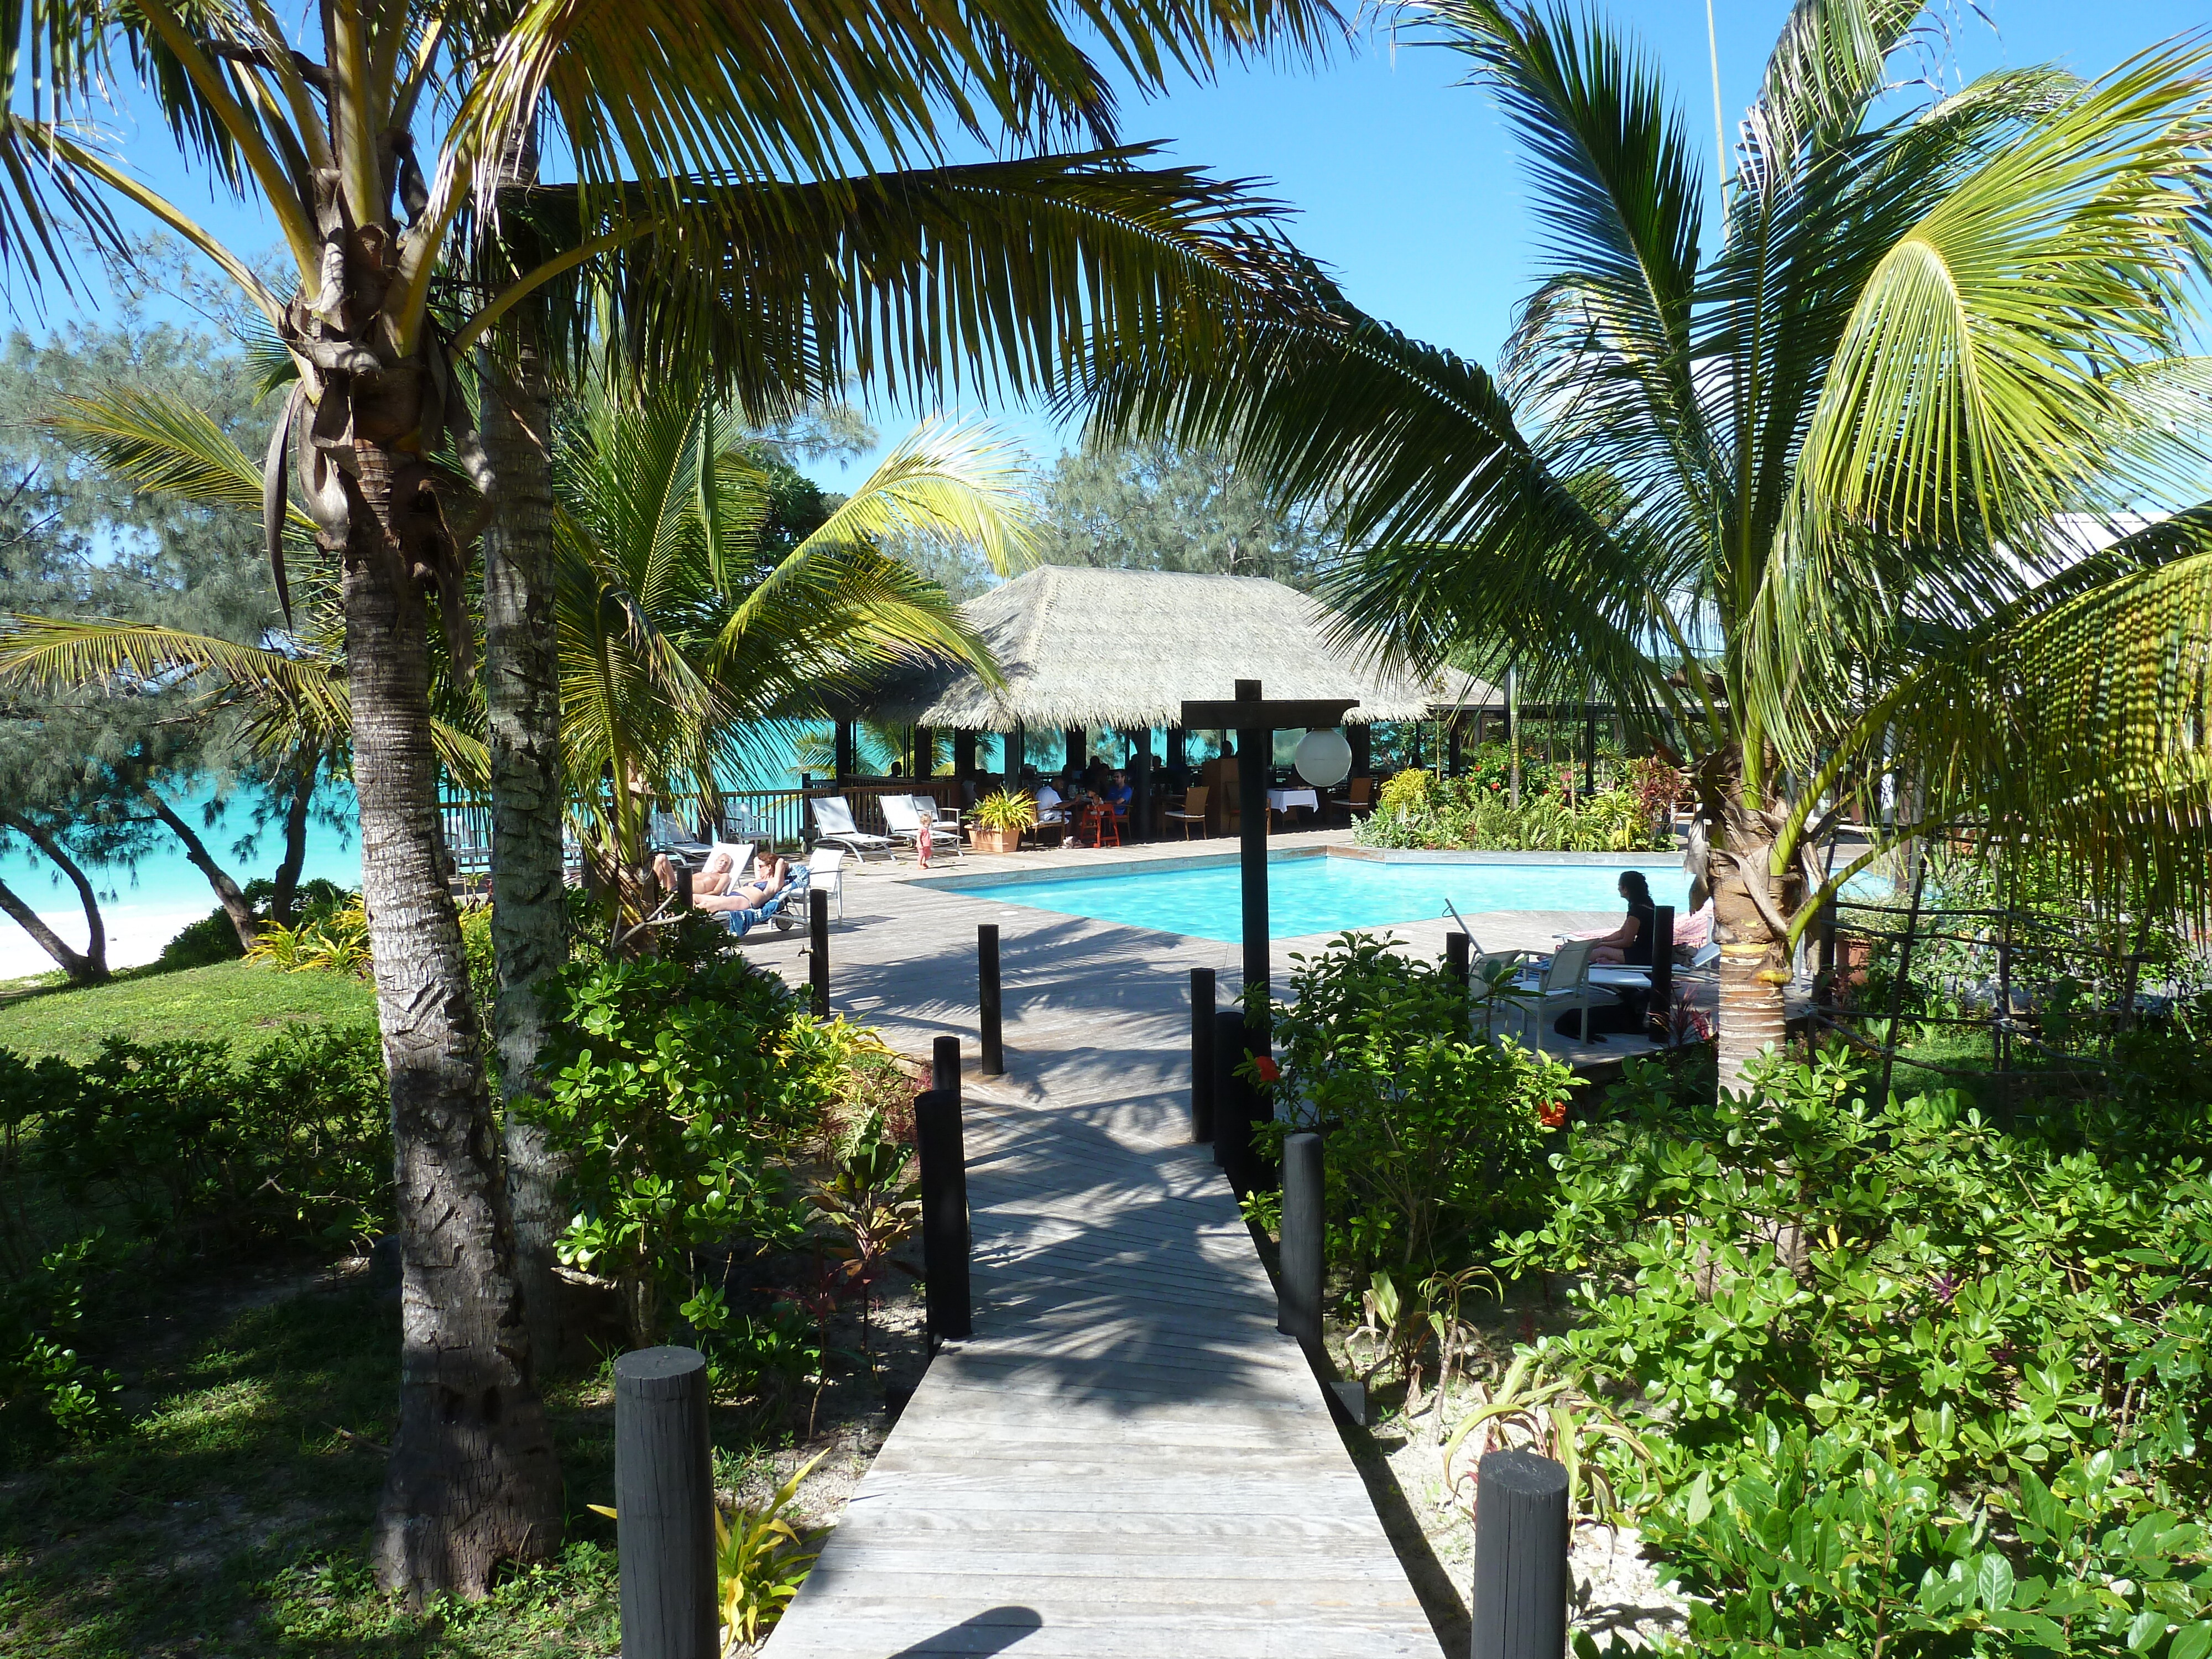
[[1293, 728, 1354, 788]]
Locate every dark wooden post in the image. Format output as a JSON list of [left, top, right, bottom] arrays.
[[807, 888, 829, 1018], [1190, 968, 1217, 1144], [952, 729, 975, 780], [1236, 681, 1270, 1028], [675, 863, 693, 909], [1815, 897, 1838, 1011], [1446, 929, 1470, 989], [1349, 723, 1371, 780], [1469, 1448, 1570, 1659], [1063, 727, 1083, 774], [1212, 1009, 1248, 1183], [1130, 737, 1151, 843], [915, 1086, 972, 1339], [932, 1032, 959, 1096], [1278, 1131, 1323, 1358], [614, 1346, 716, 1659], [977, 924, 1004, 1076], [833, 719, 855, 783], [911, 724, 932, 779], [1007, 723, 1026, 784], [1648, 904, 1674, 1040]]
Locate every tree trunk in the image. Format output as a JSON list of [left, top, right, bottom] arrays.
[[1695, 746, 1798, 1098], [479, 341, 571, 1371], [0, 818, 106, 983], [270, 751, 320, 926], [343, 434, 561, 1601], [145, 792, 260, 950]]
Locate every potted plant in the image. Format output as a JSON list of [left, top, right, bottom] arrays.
[[970, 790, 1036, 854]]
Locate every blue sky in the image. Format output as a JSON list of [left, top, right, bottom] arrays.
[[24, 0, 2205, 491]]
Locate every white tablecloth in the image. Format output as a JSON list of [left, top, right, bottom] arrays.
[[1266, 787, 1319, 813]]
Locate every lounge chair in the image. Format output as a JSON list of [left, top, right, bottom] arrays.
[[1512, 939, 1620, 1047], [648, 809, 710, 864], [1165, 785, 1208, 839], [805, 846, 847, 920], [811, 795, 895, 861], [722, 864, 811, 940], [881, 794, 962, 860]]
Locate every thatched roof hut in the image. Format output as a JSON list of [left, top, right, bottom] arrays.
[[842, 566, 1495, 732]]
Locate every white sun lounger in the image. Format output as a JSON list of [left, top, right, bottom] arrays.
[[810, 795, 894, 861], [880, 794, 961, 861]]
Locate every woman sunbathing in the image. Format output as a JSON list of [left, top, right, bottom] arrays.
[[653, 848, 792, 911]]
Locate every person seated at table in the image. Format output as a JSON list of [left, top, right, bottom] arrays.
[[1034, 775, 1067, 823], [1576, 870, 1658, 966], [1105, 770, 1133, 816]]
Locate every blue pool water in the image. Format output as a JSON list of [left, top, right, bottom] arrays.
[[961, 855, 1692, 943]]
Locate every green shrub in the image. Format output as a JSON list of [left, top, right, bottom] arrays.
[[1359, 756, 1675, 852], [1265, 933, 1577, 1284], [157, 909, 246, 969], [35, 1026, 390, 1253], [531, 954, 842, 1349], [1511, 1046, 2212, 1657]]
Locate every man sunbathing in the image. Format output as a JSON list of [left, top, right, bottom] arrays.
[[653, 848, 794, 912]]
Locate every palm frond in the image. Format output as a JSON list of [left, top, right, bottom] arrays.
[[43, 385, 316, 534]]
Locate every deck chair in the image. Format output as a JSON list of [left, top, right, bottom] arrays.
[[804, 846, 847, 919], [881, 794, 961, 860], [811, 795, 894, 861], [648, 809, 709, 864], [1516, 939, 1618, 1046], [1470, 949, 1531, 1041], [722, 865, 811, 940], [1165, 785, 1209, 838]]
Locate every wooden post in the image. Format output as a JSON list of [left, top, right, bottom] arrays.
[[915, 1086, 972, 1339], [1446, 930, 1470, 990], [952, 729, 975, 780], [932, 1033, 959, 1097], [1815, 898, 1838, 1011], [613, 1346, 716, 1659], [1237, 681, 1270, 1034], [1190, 968, 1216, 1144], [1007, 723, 1025, 785], [1278, 1131, 1323, 1358], [1648, 904, 1674, 1041], [1469, 1448, 1570, 1659], [977, 924, 1003, 1076], [1131, 739, 1151, 843], [807, 888, 829, 1019], [675, 863, 693, 909], [1212, 1009, 1248, 1183], [1349, 723, 1371, 780], [833, 719, 855, 783], [912, 724, 933, 779], [1063, 727, 1083, 774]]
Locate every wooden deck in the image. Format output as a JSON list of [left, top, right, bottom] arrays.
[[765, 1077, 1443, 1658]]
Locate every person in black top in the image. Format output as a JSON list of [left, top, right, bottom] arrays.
[[1587, 870, 1658, 966]]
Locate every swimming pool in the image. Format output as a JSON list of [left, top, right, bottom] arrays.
[[958, 854, 1692, 943]]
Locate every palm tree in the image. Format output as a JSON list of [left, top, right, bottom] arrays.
[[0, 0, 1347, 1591], [1094, 0, 2212, 1093], [551, 385, 1031, 922]]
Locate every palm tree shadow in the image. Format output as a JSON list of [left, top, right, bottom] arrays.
[[888, 1604, 1045, 1655]]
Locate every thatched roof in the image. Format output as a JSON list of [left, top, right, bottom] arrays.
[[839, 566, 1498, 731]]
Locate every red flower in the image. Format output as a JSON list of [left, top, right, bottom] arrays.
[[1537, 1100, 1568, 1129], [1253, 1056, 1281, 1085]]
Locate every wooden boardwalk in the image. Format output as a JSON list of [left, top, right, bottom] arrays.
[[766, 1076, 1443, 1658]]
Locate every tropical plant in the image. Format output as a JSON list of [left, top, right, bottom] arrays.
[[971, 789, 1039, 833], [1097, 0, 2212, 1093], [714, 1451, 828, 1651], [552, 383, 1029, 927], [1439, 1347, 1656, 1528], [806, 1118, 920, 1360], [0, 0, 1352, 1592]]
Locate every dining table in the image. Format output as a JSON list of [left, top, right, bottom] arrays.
[[1265, 786, 1320, 828]]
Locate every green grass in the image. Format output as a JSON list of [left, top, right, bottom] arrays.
[[0, 961, 377, 1062], [0, 1282, 624, 1658]]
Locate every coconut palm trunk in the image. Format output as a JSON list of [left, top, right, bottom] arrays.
[[479, 341, 571, 1369], [341, 428, 560, 1595]]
